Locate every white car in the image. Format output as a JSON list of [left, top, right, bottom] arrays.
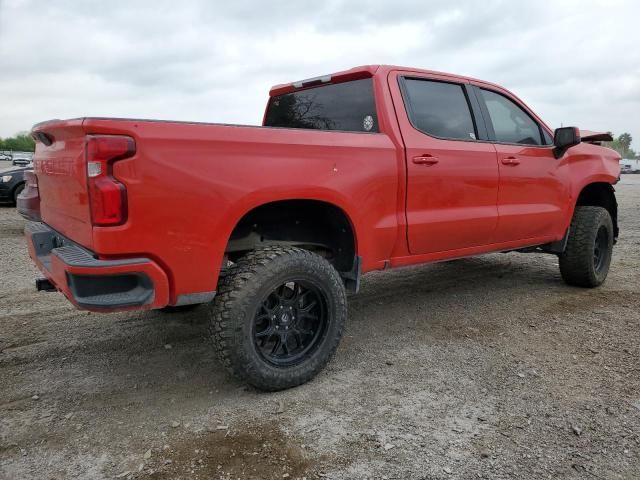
[[11, 153, 33, 167], [620, 159, 640, 174]]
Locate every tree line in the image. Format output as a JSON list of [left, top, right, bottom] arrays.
[[605, 132, 636, 159], [0, 132, 36, 152]]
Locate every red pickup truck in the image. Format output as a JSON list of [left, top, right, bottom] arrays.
[[19, 65, 620, 390]]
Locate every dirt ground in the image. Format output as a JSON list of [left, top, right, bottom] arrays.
[[1, 175, 639, 480]]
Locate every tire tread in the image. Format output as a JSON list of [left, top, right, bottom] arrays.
[[559, 206, 613, 287], [208, 246, 346, 391]]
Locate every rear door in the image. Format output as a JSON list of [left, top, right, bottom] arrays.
[[472, 86, 570, 242], [389, 71, 499, 255]]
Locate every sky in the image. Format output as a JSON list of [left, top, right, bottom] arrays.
[[0, 0, 638, 148]]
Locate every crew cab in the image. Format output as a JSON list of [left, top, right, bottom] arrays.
[[19, 65, 621, 390]]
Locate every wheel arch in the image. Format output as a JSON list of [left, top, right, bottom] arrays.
[[223, 198, 360, 290], [574, 181, 618, 240]]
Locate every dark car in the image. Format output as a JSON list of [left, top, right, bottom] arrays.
[[0, 164, 32, 204]]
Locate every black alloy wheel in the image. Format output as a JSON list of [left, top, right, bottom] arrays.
[[209, 246, 347, 391], [253, 280, 328, 367]]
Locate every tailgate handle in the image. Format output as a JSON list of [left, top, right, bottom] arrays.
[[412, 154, 439, 165]]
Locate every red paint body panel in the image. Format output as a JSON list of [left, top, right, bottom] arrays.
[[387, 70, 500, 254], [33, 119, 94, 248], [26, 65, 621, 311], [493, 144, 570, 242], [83, 118, 400, 301]]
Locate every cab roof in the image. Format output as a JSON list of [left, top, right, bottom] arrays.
[[268, 65, 503, 97]]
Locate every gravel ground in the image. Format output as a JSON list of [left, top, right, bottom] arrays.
[[1, 176, 639, 480]]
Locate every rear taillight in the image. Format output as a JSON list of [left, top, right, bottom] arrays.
[[86, 135, 135, 226]]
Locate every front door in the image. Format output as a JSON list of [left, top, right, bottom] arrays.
[[391, 73, 500, 255], [473, 86, 570, 242]]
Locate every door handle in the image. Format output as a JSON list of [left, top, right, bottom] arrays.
[[501, 156, 520, 166], [412, 155, 439, 165]]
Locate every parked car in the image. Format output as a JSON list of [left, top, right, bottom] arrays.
[[0, 152, 12, 161], [12, 152, 33, 167], [0, 164, 32, 204], [620, 159, 640, 173], [19, 65, 621, 391]]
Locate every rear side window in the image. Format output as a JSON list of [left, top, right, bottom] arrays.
[[480, 89, 542, 145], [401, 78, 477, 141], [264, 78, 378, 132]]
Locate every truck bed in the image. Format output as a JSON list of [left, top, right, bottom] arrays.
[[29, 117, 401, 307]]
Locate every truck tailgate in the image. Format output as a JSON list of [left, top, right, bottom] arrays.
[[32, 119, 93, 248]]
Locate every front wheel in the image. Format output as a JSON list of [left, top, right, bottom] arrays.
[[559, 206, 614, 287], [209, 246, 347, 391]]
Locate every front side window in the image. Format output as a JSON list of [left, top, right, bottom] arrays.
[[480, 89, 542, 145], [264, 78, 378, 133], [401, 78, 477, 141]]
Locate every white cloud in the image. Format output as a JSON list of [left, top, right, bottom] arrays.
[[1, 0, 638, 146]]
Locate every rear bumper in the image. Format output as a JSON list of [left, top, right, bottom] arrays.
[[25, 222, 170, 311]]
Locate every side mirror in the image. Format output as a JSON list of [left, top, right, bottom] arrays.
[[553, 127, 581, 159]]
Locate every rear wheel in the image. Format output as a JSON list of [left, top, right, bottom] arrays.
[[209, 246, 346, 391], [559, 206, 614, 287]]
